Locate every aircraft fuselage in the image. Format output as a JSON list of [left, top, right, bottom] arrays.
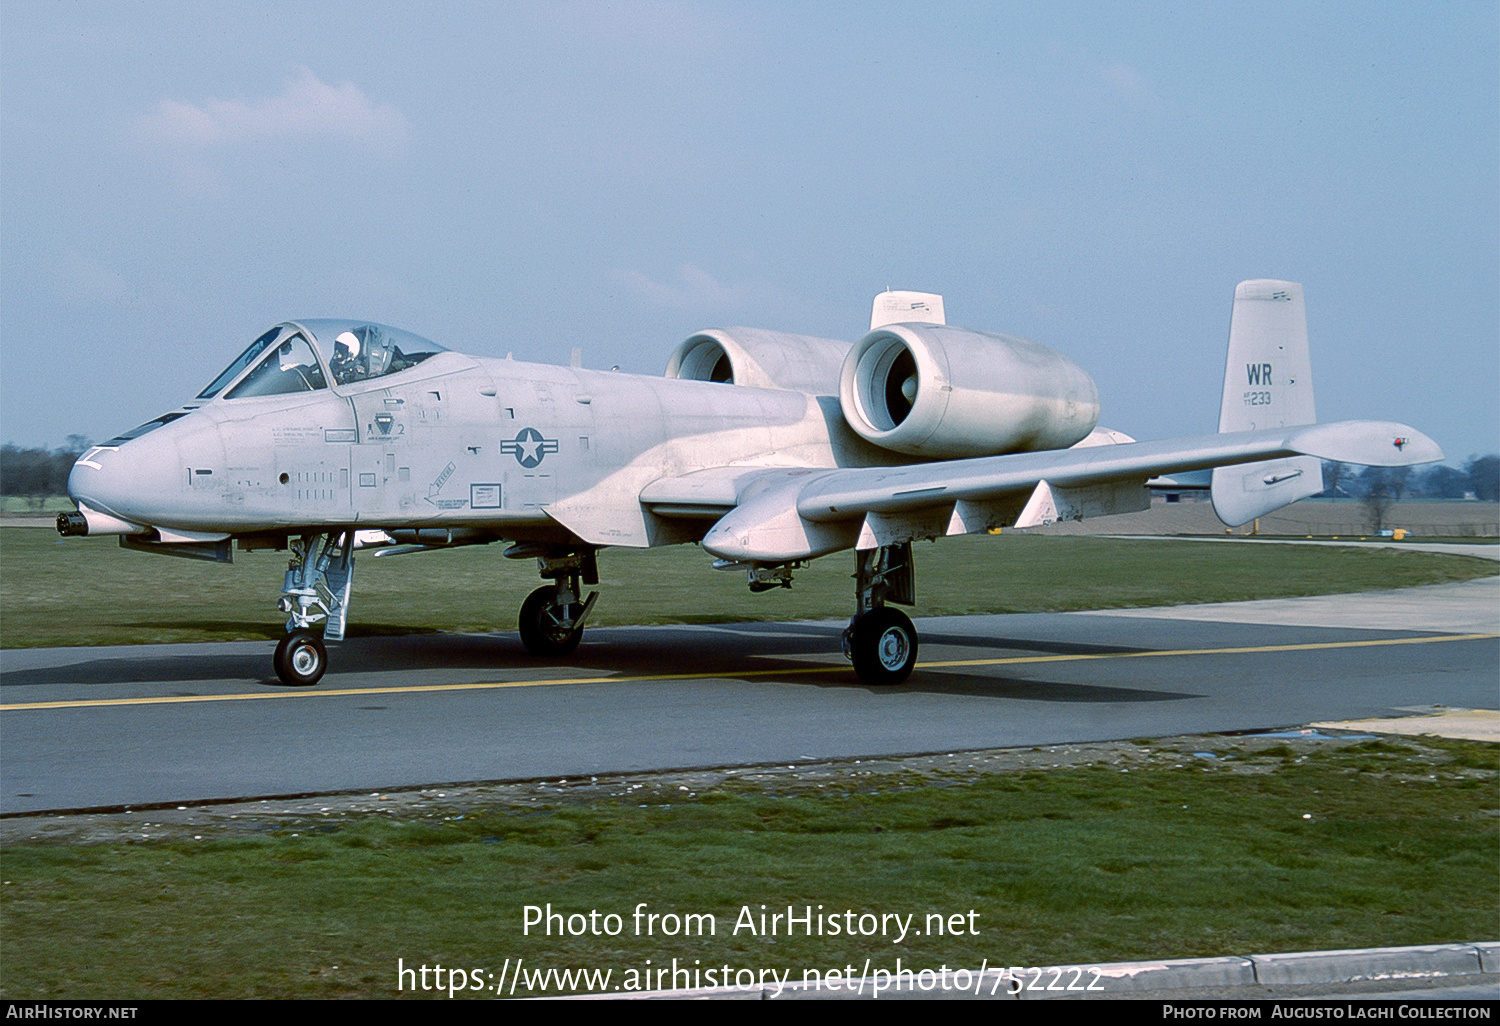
[[70, 350, 888, 547]]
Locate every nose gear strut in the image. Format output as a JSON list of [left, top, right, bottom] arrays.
[[272, 530, 354, 685]]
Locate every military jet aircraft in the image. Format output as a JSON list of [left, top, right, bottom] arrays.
[[59, 280, 1440, 686]]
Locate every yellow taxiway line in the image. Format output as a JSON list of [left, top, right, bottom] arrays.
[[2, 632, 1494, 713]]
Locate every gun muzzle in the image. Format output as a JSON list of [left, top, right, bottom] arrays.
[[57, 511, 89, 536], [56, 505, 146, 537]]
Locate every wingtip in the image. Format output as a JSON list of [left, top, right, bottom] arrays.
[[1287, 421, 1444, 467]]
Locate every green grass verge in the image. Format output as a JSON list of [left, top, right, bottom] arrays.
[[0, 497, 77, 516], [2, 527, 1494, 649], [1, 738, 1495, 999]]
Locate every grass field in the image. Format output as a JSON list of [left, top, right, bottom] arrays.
[[1, 526, 1494, 649], [1, 735, 1494, 999]]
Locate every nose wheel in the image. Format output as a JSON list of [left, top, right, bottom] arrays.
[[274, 629, 327, 686]]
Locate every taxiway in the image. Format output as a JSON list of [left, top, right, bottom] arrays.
[[2, 577, 1494, 815]]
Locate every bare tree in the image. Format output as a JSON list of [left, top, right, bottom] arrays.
[[1319, 460, 1357, 498], [1358, 466, 1410, 533]]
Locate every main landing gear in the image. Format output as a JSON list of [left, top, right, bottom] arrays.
[[842, 542, 918, 685], [516, 548, 599, 657], [273, 531, 353, 686], [735, 543, 918, 684]]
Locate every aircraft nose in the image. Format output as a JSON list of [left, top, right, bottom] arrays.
[[68, 445, 150, 525], [68, 419, 216, 527]]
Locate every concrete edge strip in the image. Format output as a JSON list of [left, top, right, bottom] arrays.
[[571, 942, 1499, 1000]]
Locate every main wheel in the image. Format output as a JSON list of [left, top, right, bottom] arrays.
[[849, 608, 918, 684], [274, 630, 327, 686], [518, 585, 584, 657]]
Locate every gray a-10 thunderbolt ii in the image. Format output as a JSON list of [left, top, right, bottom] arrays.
[[59, 280, 1440, 686]]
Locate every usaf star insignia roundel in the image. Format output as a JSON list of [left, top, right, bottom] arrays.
[[501, 427, 559, 468]]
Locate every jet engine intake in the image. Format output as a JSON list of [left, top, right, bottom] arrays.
[[839, 324, 1100, 458], [666, 328, 852, 393]]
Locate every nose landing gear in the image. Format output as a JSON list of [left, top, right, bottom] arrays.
[[272, 530, 353, 686]]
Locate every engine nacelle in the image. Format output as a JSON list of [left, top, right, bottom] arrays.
[[839, 324, 1099, 458], [666, 328, 852, 393]]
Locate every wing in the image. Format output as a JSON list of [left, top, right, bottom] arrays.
[[673, 419, 1440, 563]]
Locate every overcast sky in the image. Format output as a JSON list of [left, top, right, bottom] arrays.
[[2, 1, 1495, 463]]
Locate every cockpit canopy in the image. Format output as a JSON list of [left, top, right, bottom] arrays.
[[198, 320, 448, 400]]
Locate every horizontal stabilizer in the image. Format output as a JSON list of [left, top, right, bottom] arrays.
[[1272, 419, 1442, 466]]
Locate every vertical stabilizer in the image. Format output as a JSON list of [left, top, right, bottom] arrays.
[[1211, 279, 1324, 525], [1217, 279, 1315, 432]]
